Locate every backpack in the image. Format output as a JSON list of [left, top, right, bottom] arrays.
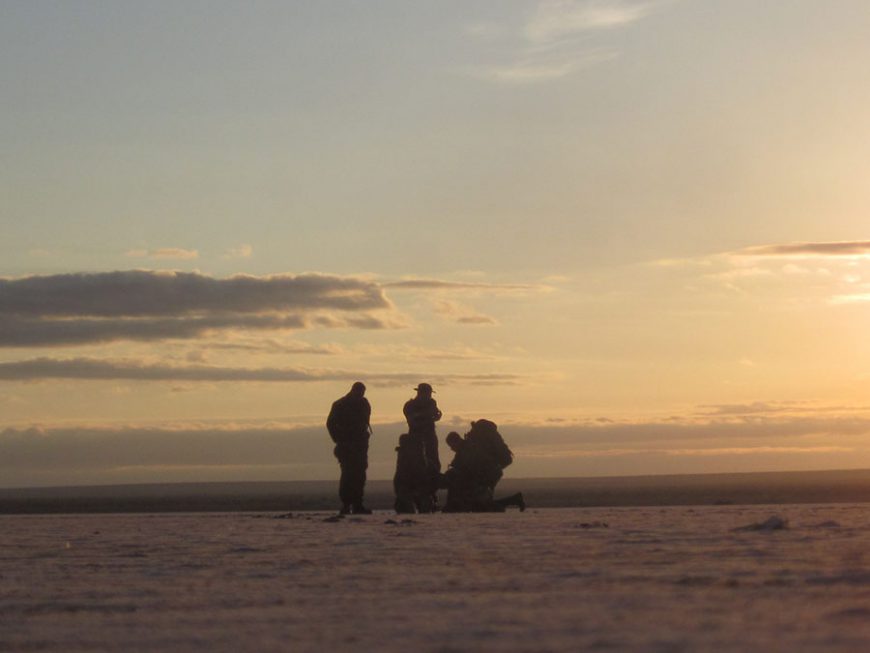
[[467, 419, 513, 469]]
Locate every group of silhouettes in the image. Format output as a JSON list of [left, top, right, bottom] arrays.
[[326, 382, 525, 515]]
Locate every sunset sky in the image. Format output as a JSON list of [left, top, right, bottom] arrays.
[[3, 1, 870, 487]]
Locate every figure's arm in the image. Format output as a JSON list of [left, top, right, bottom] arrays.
[[326, 403, 339, 442]]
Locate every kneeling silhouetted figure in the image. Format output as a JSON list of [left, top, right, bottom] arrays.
[[441, 420, 524, 513]]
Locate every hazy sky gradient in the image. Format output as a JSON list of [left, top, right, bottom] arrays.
[[3, 1, 870, 487]]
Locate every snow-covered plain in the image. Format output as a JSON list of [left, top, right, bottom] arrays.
[[2, 505, 870, 652]]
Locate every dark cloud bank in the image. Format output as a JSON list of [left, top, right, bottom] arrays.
[[0, 271, 392, 347], [2, 413, 868, 487], [0, 357, 522, 385], [0, 271, 388, 316]]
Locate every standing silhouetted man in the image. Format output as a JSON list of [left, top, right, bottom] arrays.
[[327, 382, 372, 515], [403, 382, 442, 511]]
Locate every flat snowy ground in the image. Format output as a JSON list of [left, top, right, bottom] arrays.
[[2, 505, 870, 652]]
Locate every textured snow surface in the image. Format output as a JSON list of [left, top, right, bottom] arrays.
[[2, 505, 870, 652]]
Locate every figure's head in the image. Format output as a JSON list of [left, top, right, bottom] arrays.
[[471, 419, 497, 433], [350, 381, 366, 398], [446, 431, 463, 452], [414, 382, 434, 397]]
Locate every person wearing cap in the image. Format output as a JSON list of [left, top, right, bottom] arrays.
[[326, 381, 372, 515], [402, 383, 442, 511]]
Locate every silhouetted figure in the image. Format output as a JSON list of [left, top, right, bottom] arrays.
[[327, 382, 372, 515], [402, 383, 442, 512], [393, 432, 435, 514], [441, 420, 524, 513]]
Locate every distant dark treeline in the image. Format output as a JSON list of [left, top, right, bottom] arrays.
[[3, 469, 870, 514]]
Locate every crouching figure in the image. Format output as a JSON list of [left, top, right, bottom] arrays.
[[441, 419, 525, 513]]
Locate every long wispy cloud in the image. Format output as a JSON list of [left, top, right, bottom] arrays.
[[358, 344, 499, 362], [0, 271, 394, 347], [384, 278, 547, 293], [466, 0, 663, 84], [223, 244, 253, 259], [202, 339, 341, 356], [654, 240, 870, 267], [0, 357, 525, 386], [0, 315, 306, 347], [125, 248, 199, 260], [525, 0, 655, 42], [650, 239, 870, 303], [733, 241, 870, 259]]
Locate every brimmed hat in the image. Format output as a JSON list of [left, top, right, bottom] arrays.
[[414, 383, 434, 393]]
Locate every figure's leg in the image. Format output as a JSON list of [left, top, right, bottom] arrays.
[[442, 487, 467, 512], [338, 460, 353, 514], [415, 491, 434, 513], [423, 466, 441, 513], [394, 490, 416, 514], [347, 453, 371, 513], [422, 431, 441, 475], [335, 444, 351, 513]]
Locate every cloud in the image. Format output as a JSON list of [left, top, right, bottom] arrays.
[[655, 240, 870, 269], [830, 293, 870, 305], [0, 358, 325, 383], [310, 313, 407, 331], [469, 50, 617, 84], [733, 241, 870, 259], [3, 406, 870, 486], [465, 0, 662, 84], [695, 401, 802, 417], [649, 241, 870, 304], [663, 446, 852, 457], [434, 300, 498, 326], [384, 278, 547, 293], [203, 339, 342, 356], [0, 271, 394, 347], [525, 0, 654, 43], [456, 315, 499, 325], [508, 412, 870, 448], [0, 271, 389, 317], [649, 257, 714, 268], [355, 344, 499, 362], [0, 424, 327, 472], [0, 357, 525, 386], [126, 248, 199, 260], [0, 314, 308, 347], [224, 244, 253, 259]]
